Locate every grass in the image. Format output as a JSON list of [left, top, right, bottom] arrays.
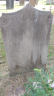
[[0, 30, 6, 63], [52, 10, 54, 15], [0, 3, 23, 14], [0, 1, 54, 14], [47, 24, 54, 61]]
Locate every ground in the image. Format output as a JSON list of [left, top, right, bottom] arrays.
[[0, 1, 54, 96]]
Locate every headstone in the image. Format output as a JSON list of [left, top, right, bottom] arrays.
[[46, 0, 52, 4], [52, 0, 54, 4], [19, 0, 25, 5], [6, 0, 14, 9], [36, 0, 39, 5], [0, 4, 53, 75], [47, 0, 54, 4], [29, 0, 35, 7]]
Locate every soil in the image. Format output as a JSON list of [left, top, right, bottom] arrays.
[[0, 62, 35, 96]]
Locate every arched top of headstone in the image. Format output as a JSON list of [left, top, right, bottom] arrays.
[[0, 3, 53, 27], [0, 3, 53, 75]]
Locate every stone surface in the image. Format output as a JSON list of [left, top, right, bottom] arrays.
[[6, 0, 14, 9], [19, 0, 25, 5], [0, 4, 53, 75]]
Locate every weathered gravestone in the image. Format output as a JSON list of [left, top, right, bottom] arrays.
[[36, 0, 39, 5], [6, 0, 14, 9], [19, 0, 25, 5], [47, 0, 54, 4], [0, 4, 53, 75], [29, 0, 39, 7], [29, 0, 36, 7]]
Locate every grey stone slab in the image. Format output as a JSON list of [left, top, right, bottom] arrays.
[[0, 4, 53, 75], [46, 0, 54, 4], [6, 0, 14, 9], [29, 0, 35, 7]]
